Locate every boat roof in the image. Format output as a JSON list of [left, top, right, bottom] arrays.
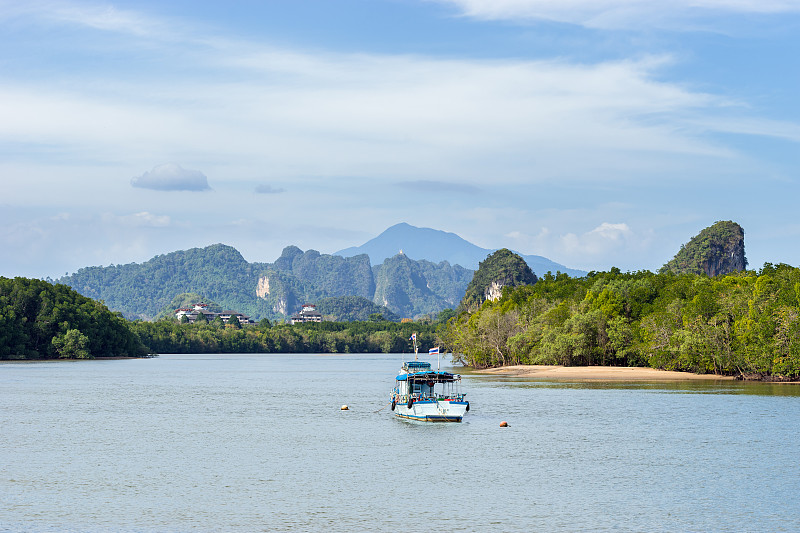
[[402, 361, 431, 371], [396, 370, 459, 382]]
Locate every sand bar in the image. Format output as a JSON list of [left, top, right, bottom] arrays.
[[473, 365, 734, 381]]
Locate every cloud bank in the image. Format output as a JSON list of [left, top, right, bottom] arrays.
[[131, 163, 211, 192], [2, 3, 795, 189], [435, 0, 800, 28]]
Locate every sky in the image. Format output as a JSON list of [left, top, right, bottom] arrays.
[[2, 0, 800, 278]]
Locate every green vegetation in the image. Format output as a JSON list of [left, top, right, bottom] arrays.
[[662, 221, 747, 276], [315, 296, 399, 322], [131, 318, 443, 355], [0, 277, 148, 359], [442, 264, 800, 379], [460, 248, 537, 312]]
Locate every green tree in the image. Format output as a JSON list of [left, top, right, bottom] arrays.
[[52, 328, 91, 359]]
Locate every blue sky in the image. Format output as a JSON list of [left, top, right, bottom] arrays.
[[2, 0, 800, 278]]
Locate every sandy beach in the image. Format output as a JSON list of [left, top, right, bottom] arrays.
[[474, 365, 734, 381]]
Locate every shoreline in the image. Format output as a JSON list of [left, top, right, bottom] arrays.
[[0, 355, 154, 363], [472, 365, 736, 381]]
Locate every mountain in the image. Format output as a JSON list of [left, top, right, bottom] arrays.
[[60, 244, 275, 321], [460, 249, 538, 312], [59, 243, 473, 321], [372, 253, 473, 318], [335, 222, 585, 277], [57, 225, 584, 322], [661, 221, 747, 277], [274, 247, 375, 298]]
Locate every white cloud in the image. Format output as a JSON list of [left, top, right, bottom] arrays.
[[1, 3, 795, 189], [0, 53, 755, 185], [499, 219, 648, 270], [0, 0, 177, 38], [131, 164, 211, 192], [586, 222, 632, 241], [434, 0, 800, 29], [561, 222, 633, 254], [105, 212, 172, 228]]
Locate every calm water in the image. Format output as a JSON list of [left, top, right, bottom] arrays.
[[2, 354, 799, 532]]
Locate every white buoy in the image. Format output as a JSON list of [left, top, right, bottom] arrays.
[[341, 405, 349, 411]]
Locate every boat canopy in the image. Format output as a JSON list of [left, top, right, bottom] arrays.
[[403, 361, 432, 371], [396, 370, 459, 383]]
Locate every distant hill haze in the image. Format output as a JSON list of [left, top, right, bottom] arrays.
[[335, 223, 585, 277], [58, 243, 472, 321], [55, 221, 753, 323], [661, 221, 747, 277], [58, 224, 584, 322]]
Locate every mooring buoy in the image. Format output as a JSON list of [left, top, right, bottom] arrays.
[[341, 405, 349, 410], [500, 421, 508, 427]]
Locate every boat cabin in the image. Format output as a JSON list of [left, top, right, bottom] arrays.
[[395, 361, 463, 403]]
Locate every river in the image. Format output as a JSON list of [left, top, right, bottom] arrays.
[[2, 353, 799, 532]]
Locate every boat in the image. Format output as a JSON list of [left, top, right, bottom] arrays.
[[390, 335, 469, 422]]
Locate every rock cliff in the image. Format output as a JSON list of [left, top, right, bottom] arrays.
[[459, 249, 538, 312], [661, 221, 747, 277]]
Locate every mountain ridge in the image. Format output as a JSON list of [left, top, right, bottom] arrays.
[[58, 243, 475, 321], [335, 222, 585, 276]]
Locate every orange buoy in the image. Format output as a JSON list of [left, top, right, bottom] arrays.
[[500, 421, 508, 427], [341, 405, 349, 410]]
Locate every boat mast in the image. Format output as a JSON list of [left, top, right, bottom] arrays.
[[413, 332, 418, 361]]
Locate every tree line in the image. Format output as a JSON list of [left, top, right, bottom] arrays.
[[0, 276, 449, 359], [440, 264, 800, 379], [130, 319, 442, 355]]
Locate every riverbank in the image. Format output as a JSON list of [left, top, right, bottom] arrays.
[[473, 365, 735, 381]]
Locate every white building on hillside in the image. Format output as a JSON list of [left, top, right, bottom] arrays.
[[290, 303, 323, 324]]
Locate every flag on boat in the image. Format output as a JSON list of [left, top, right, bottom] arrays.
[[429, 347, 439, 355], [410, 333, 416, 341]]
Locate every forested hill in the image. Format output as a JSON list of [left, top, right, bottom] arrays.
[[661, 221, 747, 276], [0, 277, 148, 359], [59, 244, 275, 321], [57, 243, 473, 321], [460, 249, 537, 312]]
